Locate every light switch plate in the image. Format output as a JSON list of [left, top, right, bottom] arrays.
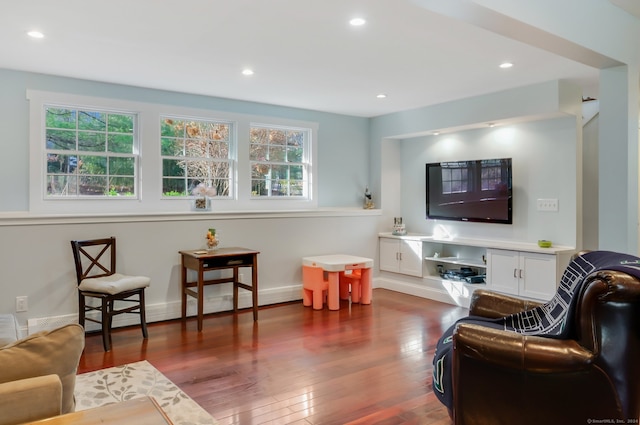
[[537, 198, 558, 212]]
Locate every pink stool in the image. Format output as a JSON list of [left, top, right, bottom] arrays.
[[340, 269, 364, 303], [302, 265, 338, 310], [302, 255, 373, 310]]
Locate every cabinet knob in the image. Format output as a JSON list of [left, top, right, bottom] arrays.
[[513, 268, 518, 278]]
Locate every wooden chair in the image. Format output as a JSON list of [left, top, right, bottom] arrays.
[[70, 237, 150, 351]]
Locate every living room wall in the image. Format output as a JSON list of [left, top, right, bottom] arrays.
[[370, 80, 582, 249], [0, 68, 378, 331], [399, 117, 578, 246]]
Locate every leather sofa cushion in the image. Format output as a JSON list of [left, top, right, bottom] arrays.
[[0, 324, 84, 414]]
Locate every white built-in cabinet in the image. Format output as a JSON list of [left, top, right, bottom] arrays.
[[486, 249, 558, 300], [379, 233, 575, 302], [379, 237, 423, 277]]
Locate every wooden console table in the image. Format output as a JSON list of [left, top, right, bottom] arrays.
[[179, 247, 260, 331], [26, 396, 172, 424]]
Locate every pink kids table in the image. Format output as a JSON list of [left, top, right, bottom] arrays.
[[302, 254, 373, 310]]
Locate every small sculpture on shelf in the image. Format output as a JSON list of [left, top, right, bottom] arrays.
[[363, 187, 374, 209], [191, 183, 216, 211], [206, 228, 219, 250], [392, 217, 407, 235]]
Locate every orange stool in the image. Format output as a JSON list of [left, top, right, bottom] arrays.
[[340, 270, 362, 302], [302, 265, 339, 310]]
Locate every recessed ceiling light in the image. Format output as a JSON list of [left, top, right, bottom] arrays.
[[433, 131, 440, 136], [349, 18, 366, 26], [27, 30, 44, 39], [241, 69, 254, 76], [376, 93, 387, 99], [499, 62, 513, 69], [488, 123, 496, 127]]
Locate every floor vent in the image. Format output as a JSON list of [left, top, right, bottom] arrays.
[[27, 314, 78, 334]]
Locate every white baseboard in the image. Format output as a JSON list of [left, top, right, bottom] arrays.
[[27, 285, 302, 335]]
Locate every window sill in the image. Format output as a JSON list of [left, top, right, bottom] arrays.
[[0, 208, 382, 226]]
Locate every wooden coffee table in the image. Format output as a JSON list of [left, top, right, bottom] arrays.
[[25, 396, 173, 424]]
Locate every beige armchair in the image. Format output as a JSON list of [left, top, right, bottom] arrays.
[[0, 324, 84, 425]]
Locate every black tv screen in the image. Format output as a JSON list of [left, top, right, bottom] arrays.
[[426, 158, 512, 224]]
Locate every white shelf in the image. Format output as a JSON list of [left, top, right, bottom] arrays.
[[379, 232, 575, 254], [424, 256, 486, 268]]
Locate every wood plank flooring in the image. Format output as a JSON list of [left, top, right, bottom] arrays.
[[78, 289, 468, 424]]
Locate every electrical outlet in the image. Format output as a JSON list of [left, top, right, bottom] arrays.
[[16, 296, 28, 312], [536, 198, 558, 212]]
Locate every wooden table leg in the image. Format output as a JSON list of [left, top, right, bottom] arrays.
[[252, 254, 258, 321], [181, 263, 187, 320], [233, 267, 239, 313], [197, 265, 204, 332]]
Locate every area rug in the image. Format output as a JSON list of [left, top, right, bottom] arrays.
[[75, 360, 217, 425]]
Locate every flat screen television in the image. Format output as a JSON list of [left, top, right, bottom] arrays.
[[426, 158, 512, 224]]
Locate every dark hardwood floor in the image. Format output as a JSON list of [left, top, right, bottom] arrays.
[[78, 289, 467, 425]]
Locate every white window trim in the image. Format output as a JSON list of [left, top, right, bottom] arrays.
[[27, 90, 318, 214], [249, 122, 312, 200]]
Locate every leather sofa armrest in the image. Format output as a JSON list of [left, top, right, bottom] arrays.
[[0, 374, 62, 425], [454, 323, 593, 371], [468, 289, 543, 318]]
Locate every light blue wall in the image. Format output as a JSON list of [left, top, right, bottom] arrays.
[[370, 80, 583, 248], [399, 117, 577, 246], [0, 68, 370, 211]]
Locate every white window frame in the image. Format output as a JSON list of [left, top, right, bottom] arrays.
[[160, 114, 235, 200], [28, 90, 318, 214], [249, 123, 311, 200], [44, 105, 140, 200]]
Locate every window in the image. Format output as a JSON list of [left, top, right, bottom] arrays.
[[161, 117, 233, 198], [29, 90, 318, 214], [441, 162, 468, 194], [250, 125, 309, 198], [45, 106, 137, 198]]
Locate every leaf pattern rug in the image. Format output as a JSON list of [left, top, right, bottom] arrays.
[[75, 360, 217, 425]]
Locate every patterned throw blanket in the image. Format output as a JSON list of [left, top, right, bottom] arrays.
[[432, 250, 640, 410]]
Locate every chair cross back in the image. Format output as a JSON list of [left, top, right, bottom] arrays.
[[73, 238, 116, 282], [70, 236, 150, 352]]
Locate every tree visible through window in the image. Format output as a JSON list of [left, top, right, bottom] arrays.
[[45, 106, 137, 197], [250, 125, 308, 198], [161, 117, 232, 198]]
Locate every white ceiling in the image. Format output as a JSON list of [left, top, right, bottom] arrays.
[[0, 0, 622, 117]]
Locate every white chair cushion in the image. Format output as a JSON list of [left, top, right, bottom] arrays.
[[79, 273, 150, 295]]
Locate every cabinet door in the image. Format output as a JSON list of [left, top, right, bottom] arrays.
[[486, 249, 519, 296], [519, 252, 556, 300], [379, 238, 400, 273], [399, 239, 423, 277]]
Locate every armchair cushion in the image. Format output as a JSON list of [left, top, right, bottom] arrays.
[[0, 374, 62, 425], [0, 324, 84, 415]]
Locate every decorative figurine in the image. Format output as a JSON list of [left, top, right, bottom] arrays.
[[364, 187, 374, 209], [206, 228, 219, 250], [392, 217, 407, 235]]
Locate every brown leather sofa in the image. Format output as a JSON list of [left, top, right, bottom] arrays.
[[450, 268, 640, 424]]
